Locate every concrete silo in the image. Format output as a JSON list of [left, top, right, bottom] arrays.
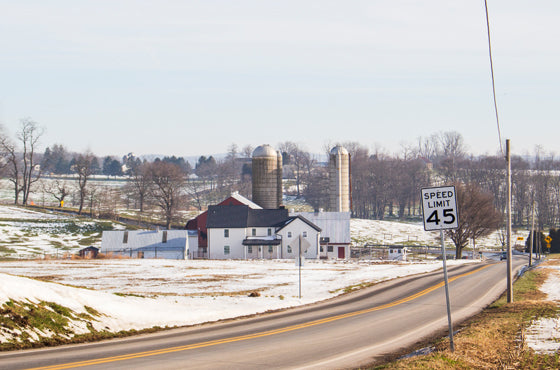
[[329, 146, 351, 212], [252, 144, 283, 209]]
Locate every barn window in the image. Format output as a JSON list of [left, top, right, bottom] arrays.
[[248, 246, 253, 254], [224, 229, 229, 238], [224, 246, 230, 255], [267, 228, 272, 236], [252, 228, 256, 236], [303, 231, 308, 238], [123, 231, 128, 244], [287, 246, 292, 253], [288, 232, 292, 238], [162, 231, 168, 243]]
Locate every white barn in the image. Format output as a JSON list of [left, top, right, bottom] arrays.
[[291, 211, 351, 259], [100, 229, 188, 260]]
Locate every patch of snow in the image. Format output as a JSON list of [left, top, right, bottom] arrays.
[[540, 266, 560, 302], [525, 263, 560, 354], [525, 317, 560, 354]]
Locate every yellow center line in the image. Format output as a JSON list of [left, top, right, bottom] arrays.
[[27, 264, 492, 370]]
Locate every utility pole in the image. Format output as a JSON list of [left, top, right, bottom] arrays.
[[530, 202, 535, 267], [506, 139, 513, 303]]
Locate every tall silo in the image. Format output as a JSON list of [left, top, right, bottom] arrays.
[[329, 146, 351, 212], [276, 151, 283, 208], [252, 144, 282, 209]]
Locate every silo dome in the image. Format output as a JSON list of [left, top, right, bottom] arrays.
[[330, 146, 349, 156], [252, 144, 283, 209], [252, 144, 278, 158]]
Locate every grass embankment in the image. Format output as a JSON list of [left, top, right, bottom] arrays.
[[0, 299, 165, 351], [374, 256, 560, 369]]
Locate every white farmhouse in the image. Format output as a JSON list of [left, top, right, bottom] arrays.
[[100, 229, 188, 259], [206, 205, 321, 260]]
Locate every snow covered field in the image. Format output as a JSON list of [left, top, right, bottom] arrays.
[[0, 205, 120, 259], [0, 258, 475, 339]]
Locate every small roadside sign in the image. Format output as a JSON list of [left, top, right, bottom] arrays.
[[517, 237, 524, 241], [421, 186, 459, 231], [545, 236, 552, 243]]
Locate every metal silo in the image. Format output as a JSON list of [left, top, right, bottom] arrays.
[[329, 146, 351, 212], [252, 144, 281, 209], [277, 150, 283, 208]]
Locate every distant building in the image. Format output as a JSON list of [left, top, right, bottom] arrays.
[[78, 246, 99, 259], [101, 230, 188, 259], [388, 247, 408, 261]]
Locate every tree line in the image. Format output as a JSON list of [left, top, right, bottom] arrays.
[[2, 118, 560, 257]]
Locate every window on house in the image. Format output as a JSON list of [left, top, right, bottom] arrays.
[[248, 246, 253, 254], [224, 229, 229, 238], [303, 231, 307, 237], [252, 228, 256, 236], [162, 231, 167, 243], [287, 231, 292, 238], [320, 246, 324, 252], [327, 246, 333, 252], [267, 228, 272, 236], [268, 246, 273, 253], [224, 246, 230, 255], [123, 231, 128, 244], [287, 246, 292, 254]]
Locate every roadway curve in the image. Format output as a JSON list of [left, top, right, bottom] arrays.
[[1, 256, 528, 370]]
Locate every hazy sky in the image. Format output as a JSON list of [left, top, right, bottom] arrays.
[[1, 1, 558, 158]]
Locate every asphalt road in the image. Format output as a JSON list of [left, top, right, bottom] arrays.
[[1, 256, 528, 370]]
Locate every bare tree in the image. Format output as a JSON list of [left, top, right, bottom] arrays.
[[148, 161, 186, 229], [0, 119, 44, 205], [73, 152, 97, 215], [126, 160, 151, 212], [446, 182, 502, 258], [278, 141, 309, 198], [0, 132, 20, 204], [42, 179, 70, 207], [17, 118, 44, 205]]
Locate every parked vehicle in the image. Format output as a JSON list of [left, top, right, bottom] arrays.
[[500, 251, 507, 260]]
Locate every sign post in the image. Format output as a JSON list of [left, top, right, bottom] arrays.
[[421, 185, 459, 352]]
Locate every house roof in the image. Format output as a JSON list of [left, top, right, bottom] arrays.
[[206, 205, 289, 228], [275, 215, 322, 232]]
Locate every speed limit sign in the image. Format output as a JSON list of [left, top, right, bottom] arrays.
[[421, 186, 459, 231]]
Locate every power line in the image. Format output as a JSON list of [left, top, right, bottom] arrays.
[[484, 0, 504, 156]]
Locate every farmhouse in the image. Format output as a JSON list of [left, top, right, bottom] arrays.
[[206, 205, 321, 260], [186, 192, 261, 258], [100, 229, 188, 260]]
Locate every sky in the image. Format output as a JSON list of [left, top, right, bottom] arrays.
[[0, 1, 558, 158]]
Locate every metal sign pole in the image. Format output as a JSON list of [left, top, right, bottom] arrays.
[[440, 230, 455, 352], [421, 186, 458, 353], [298, 235, 302, 299]]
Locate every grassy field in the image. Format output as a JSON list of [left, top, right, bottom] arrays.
[[372, 255, 560, 369]]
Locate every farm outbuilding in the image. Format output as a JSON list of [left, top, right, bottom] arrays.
[[78, 246, 99, 259], [100, 229, 188, 260]]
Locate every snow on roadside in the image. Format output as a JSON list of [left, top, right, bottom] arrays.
[[524, 265, 560, 354], [0, 258, 476, 338]]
